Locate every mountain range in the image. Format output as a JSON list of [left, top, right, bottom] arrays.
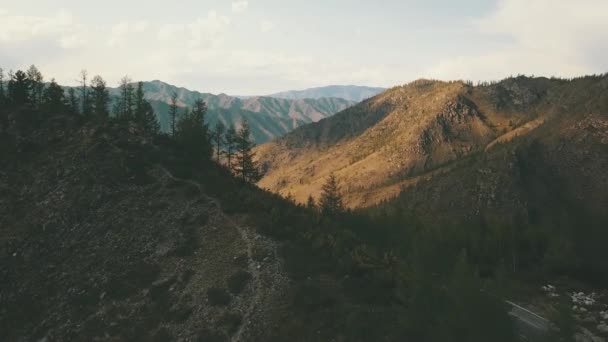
[[3, 68, 608, 341], [256, 75, 608, 218], [109, 81, 356, 144], [266, 85, 386, 102]]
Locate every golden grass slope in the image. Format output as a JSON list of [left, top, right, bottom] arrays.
[[256, 75, 608, 208]]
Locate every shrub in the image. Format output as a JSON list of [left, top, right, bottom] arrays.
[[227, 270, 252, 294], [207, 287, 231, 306]]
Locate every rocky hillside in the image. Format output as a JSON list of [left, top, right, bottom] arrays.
[[0, 115, 290, 341], [256, 75, 608, 208], [0, 105, 520, 342], [267, 85, 385, 102], [122, 81, 354, 143]]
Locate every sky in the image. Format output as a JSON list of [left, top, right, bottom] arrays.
[[0, 0, 607, 95]]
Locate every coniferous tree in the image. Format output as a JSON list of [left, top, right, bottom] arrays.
[[169, 92, 179, 137], [191, 99, 208, 128], [176, 101, 212, 162], [306, 195, 317, 210], [225, 124, 237, 169], [114, 76, 134, 120], [140, 101, 159, 135], [8, 70, 30, 106], [134, 81, 146, 122], [43, 79, 66, 113], [234, 119, 259, 182], [79, 70, 92, 117], [211, 121, 226, 163], [319, 173, 343, 216], [0, 67, 5, 107], [91, 75, 110, 121], [128, 81, 159, 133], [26, 65, 44, 108], [67, 88, 79, 115]]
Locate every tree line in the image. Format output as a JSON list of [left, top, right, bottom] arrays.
[[0, 65, 260, 183], [206, 119, 259, 183]]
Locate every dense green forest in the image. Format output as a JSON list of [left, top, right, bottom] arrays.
[[4, 65, 603, 341]]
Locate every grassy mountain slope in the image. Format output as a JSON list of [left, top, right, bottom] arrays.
[[256, 75, 608, 209], [122, 81, 354, 143], [267, 85, 386, 102]]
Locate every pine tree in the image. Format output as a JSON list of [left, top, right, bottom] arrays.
[[176, 101, 212, 162], [79, 70, 92, 117], [211, 121, 226, 163], [43, 79, 66, 113], [26, 65, 44, 108], [134, 81, 146, 122], [91, 75, 110, 121], [191, 99, 208, 128], [114, 76, 134, 120], [319, 173, 343, 216], [225, 124, 237, 169], [126, 81, 159, 134], [234, 119, 259, 182], [8, 70, 30, 106], [140, 101, 159, 135], [67, 88, 79, 115], [0, 67, 5, 106], [306, 195, 317, 210], [169, 92, 179, 136]]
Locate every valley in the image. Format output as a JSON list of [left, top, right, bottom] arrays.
[[111, 81, 356, 144]]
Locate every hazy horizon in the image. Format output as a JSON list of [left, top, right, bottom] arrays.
[[1, 0, 607, 95]]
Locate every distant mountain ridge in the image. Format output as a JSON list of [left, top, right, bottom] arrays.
[[108, 80, 354, 144], [267, 85, 386, 102], [256, 75, 608, 210]]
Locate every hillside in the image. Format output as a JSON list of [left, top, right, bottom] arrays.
[[119, 81, 354, 143], [0, 103, 519, 342], [267, 85, 386, 102], [256, 75, 608, 209]]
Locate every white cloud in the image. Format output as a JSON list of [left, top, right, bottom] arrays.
[[427, 0, 608, 80], [231, 1, 249, 13], [158, 11, 230, 48], [0, 9, 83, 46], [188, 11, 230, 48], [157, 23, 184, 41], [260, 20, 275, 33], [107, 21, 149, 47]]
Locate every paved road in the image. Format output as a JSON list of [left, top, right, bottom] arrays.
[[506, 301, 552, 341]]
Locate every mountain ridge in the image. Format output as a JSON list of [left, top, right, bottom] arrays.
[[267, 85, 386, 102], [108, 80, 355, 143], [256, 75, 608, 208]]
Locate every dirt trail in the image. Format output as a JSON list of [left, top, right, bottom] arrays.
[[157, 165, 283, 342]]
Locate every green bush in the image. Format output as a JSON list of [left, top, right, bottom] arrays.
[[207, 287, 231, 306], [227, 270, 252, 294]]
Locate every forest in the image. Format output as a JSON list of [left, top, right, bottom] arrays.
[[3, 65, 604, 341]]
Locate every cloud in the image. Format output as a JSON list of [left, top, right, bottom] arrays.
[[427, 0, 608, 80], [0, 9, 84, 47], [107, 21, 149, 47], [260, 20, 275, 33], [158, 11, 230, 48], [188, 11, 230, 48], [231, 1, 248, 13]]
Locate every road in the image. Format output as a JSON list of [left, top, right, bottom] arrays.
[[506, 300, 552, 341]]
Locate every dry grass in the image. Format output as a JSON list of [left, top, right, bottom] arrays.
[[256, 75, 608, 208]]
